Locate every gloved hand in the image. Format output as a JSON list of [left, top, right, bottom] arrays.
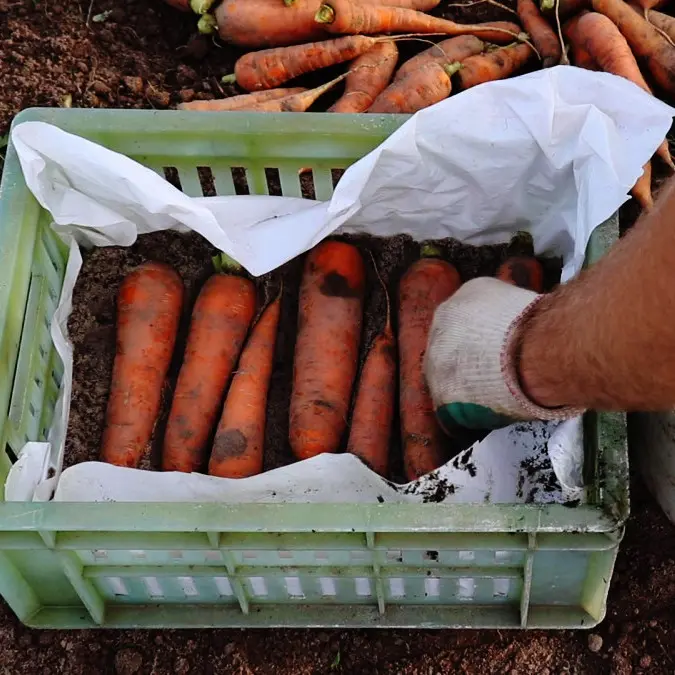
[[424, 277, 583, 431]]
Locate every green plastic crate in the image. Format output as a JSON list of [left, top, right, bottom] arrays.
[[0, 108, 628, 630]]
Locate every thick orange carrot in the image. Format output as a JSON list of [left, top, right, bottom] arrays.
[[457, 43, 534, 89], [209, 292, 282, 479], [631, 161, 654, 209], [328, 41, 399, 112], [368, 61, 460, 113], [399, 247, 461, 481], [289, 241, 365, 460], [564, 12, 600, 70], [225, 35, 378, 91], [496, 233, 545, 292], [346, 262, 396, 478], [250, 75, 345, 111], [101, 263, 184, 468], [394, 35, 485, 82], [178, 88, 306, 111], [315, 0, 523, 45], [216, 0, 326, 47], [162, 257, 256, 473], [592, 0, 675, 95], [517, 0, 562, 67]]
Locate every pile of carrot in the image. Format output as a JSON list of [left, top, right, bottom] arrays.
[[99, 234, 544, 483]]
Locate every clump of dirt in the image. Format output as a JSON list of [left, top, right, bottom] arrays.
[[64, 229, 561, 476]]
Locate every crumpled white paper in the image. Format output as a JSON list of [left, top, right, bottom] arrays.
[[6, 67, 673, 505]]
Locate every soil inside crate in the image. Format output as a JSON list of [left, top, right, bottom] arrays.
[[65, 229, 561, 482]]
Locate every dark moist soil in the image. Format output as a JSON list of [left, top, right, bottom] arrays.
[[64, 230, 561, 479]]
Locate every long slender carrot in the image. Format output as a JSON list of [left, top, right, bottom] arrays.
[[368, 61, 461, 113], [631, 161, 654, 209], [592, 0, 675, 96], [394, 35, 485, 82], [287, 0, 441, 7], [496, 232, 544, 292], [216, 0, 327, 48], [328, 41, 399, 113], [399, 246, 461, 481], [208, 291, 282, 479], [517, 0, 562, 67], [178, 88, 306, 111], [571, 12, 674, 170], [457, 43, 534, 90], [224, 35, 378, 91], [289, 241, 365, 460], [346, 259, 396, 478], [563, 12, 600, 70], [315, 0, 524, 45], [250, 75, 346, 111], [162, 256, 256, 473], [101, 262, 184, 468]]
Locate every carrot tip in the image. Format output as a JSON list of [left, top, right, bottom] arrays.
[[221, 73, 237, 85], [190, 0, 214, 14], [314, 4, 335, 24], [213, 252, 243, 273], [197, 13, 217, 33]]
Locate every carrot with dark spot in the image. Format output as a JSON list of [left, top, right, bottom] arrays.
[[517, 0, 562, 67], [457, 43, 535, 89], [162, 255, 256, 473], [101, 262, 184, 468], [496, 232, 544, 292], [399, 245, 462, 481], [290, 241, 365, 460], [346, 258, 396, 478], [209, 290, 282, 479]]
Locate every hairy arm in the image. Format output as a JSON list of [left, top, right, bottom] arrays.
[[519, 177, 675, 411]]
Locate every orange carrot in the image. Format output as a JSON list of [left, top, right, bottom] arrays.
[[636, 6, 675, 38], [368, 61, 460, 113], [564, 12, 600, 70], [540, 0, 588, 18], [209, 291, 282, 479], [346, 261, 396, 478], [592, 0, 675, 96], [315, 0, 524, 45], [284, 0, 441, 8], [289, 241, 365, 460], [496, 233, 545, 292], [394, 35, 485, 81], [328, 41, 399, 112], [632, 0, 670, 12], [224, 35, 378, 91], [163, 0, 191, 10], [101, 263, 184, 468], [517, 0, 562, 67], [216, 0, 327, 47], [399, 246, 461, 481], [178, 88, 306, 111], [250, 75, 345, 111], [457, 43, 535, 89], [162, 256, 256, 473], [631, 161, 654, 209]]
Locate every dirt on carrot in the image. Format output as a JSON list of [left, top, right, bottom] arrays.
[[65, 228, 561, 482]]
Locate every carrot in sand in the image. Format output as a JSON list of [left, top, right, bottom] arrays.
[[315, 0, 524, 45], [368, 61, 461, 113], [223, 35, 379, 91], [517, 0, 562, 67], [592, 0, 675, 96], [178, 88, 306, 111], [398, 246, 461, 481], [569, 11, 674, 171], [162, 255, 256, 473], [289, 241, 365, 460], [394, 35, 485, 82], [346, 259, 396, 478], [209, 290, 282, 479], [496, 232, 544, 292], [329, 41, 399, 113], [457, 43, 535, 90], [101, 262, 184, 468]]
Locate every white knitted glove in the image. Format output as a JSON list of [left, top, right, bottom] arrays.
[[424, 277, 583, 429]]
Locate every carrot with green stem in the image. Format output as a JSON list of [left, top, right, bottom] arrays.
[[592, 0, 675, 96], [289, 241, 365, 460], [399, 245, 461, 481], [162, 254, 256, 474], [101, 262, 184, 468], [517, 0, 562, 66], [368, 61, 461, 113], [394, 35, 485, 82], [346, 256, 396, 478], [315, 0, 525, 45], [457, 43, 535, 89], [178, 88, 306, 111], [539, 0, 587, 17], [328, 41, 399, 112], [209, 289, 282, 479]]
